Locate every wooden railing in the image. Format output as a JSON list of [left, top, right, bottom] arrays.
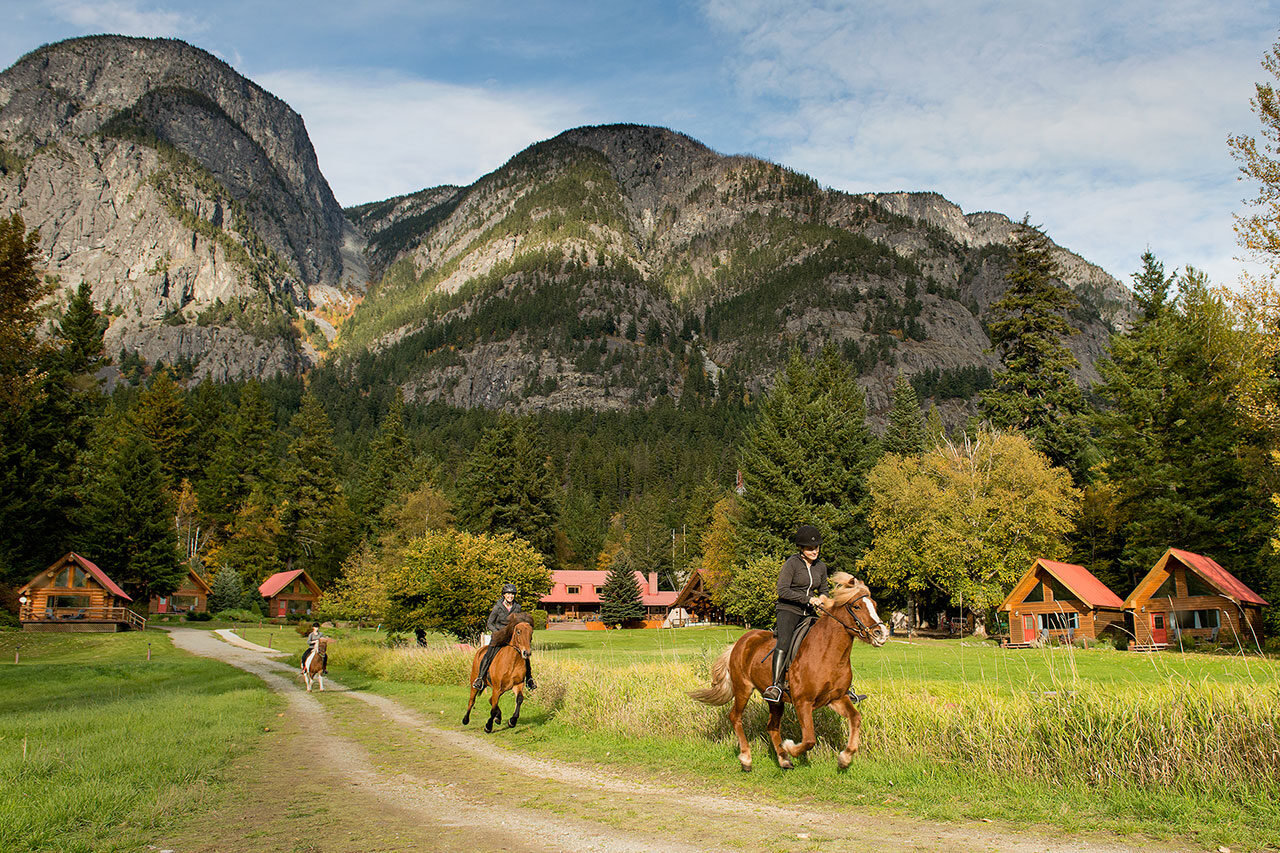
[[19, 605, 146, 629]]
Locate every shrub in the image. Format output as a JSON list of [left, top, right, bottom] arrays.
[[213, 608, 262, 623], [528, 609, 549, 630], [184, 611, 212, 621]]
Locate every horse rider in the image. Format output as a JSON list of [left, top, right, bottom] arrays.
[[762, 525, 865, 705], [304, 621, 327, 674], [472, 583, 537, 691]]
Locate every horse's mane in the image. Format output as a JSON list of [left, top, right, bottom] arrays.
[[827, 571, 869, 606], [509, 612, 533, 626]]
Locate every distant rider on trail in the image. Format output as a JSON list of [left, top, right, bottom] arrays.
[[472, 583, 537, 691]]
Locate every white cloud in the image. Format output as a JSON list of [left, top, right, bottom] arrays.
[[256, 69, 592, 206], [49, 0, 203, 39], [702, 0, 1277, 286]]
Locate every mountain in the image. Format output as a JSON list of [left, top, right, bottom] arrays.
[[343, 124, 1134, 420], [0, 36, 367, 380]]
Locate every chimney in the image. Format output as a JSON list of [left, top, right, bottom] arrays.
[[648, 572, 658, 593]]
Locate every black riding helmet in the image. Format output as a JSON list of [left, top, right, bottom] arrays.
[[502, 583, 517, 595], [794, 524, 822, 549]]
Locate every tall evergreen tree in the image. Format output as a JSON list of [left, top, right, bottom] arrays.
[[72, 418, 184, 600], [735, 345, 880, 570], [599, 558, 645, 626], [455, 416, 561, 563], [1131, 251, 1174, 326], [1091, 269, 1271, 591], [132, 369, 193, 491], [277, 393, 350, 584], [979, 219, 1089, 478], [353, 390, 412, 526], [0, 213, 52, 412], [208, 565, 245, 614], [883, 374, 926, 456]]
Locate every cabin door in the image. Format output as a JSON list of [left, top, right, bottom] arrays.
[[1022, 615, 1036, 643], [1150, 613, 1167, 645], [157, 597, 168, 613], [278, 600, 288, 617]]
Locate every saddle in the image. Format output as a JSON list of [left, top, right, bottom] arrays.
[[761, 614, 818, 689]]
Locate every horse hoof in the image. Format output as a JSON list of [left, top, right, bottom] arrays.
[[484, 723, 494, 733], [781, 738, 796, 757], [739, 760, 752, 773], [462, 715, 470, 725]]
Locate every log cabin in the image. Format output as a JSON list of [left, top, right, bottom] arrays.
[[149, 568, 212, 615], [16, 552, 145, 631], [998, 558, 1125, 647], [1123, 548, 1267, 651], [259, 569, 321, 620]]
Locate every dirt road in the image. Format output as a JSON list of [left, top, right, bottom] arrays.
[[154, 628, 1193, 853]]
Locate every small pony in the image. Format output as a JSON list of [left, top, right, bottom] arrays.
[[690, 572, 888, 771], [301, 637, 328, 692], [463, 616, 533, 733]]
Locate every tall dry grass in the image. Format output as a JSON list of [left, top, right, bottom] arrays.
[[331, 639, 1280, 791]]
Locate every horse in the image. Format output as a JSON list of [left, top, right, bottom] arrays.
[[462, 616, 534, 733], [301, 637, 328, 692], [690, 572, 888, 771]]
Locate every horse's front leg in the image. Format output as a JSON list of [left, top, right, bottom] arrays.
[[766, 701, 792, 769], [508, 685, 524, 728], [828, 695, 863, 770], [780, 700, 818, 764], [317, 672, 324, 692], [485, 693, 503, 733]]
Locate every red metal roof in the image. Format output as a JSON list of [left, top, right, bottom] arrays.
[[1167, 548, 1268, 606], [1035, 559, 1125, 609], [259, 569, 312, 598], [541, 569, 676, 607]]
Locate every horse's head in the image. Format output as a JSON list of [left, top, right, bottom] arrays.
[[317, 637, 329, 653], [824, 572, 889, 647], [509, 617, 533, 660]]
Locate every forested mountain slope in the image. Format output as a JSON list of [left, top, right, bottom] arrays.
[[343, 124, 1134, 420]]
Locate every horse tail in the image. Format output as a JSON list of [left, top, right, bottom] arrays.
[[688, 647, 734, 706]]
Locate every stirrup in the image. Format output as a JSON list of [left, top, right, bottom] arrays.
[[762, 684, 783, 703], [472, 677, 486, 690], [525, 677, 537, 690], [847, 689, 867, 704]]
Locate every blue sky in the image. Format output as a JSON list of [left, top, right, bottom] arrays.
[[4, 1, 1278, 288]]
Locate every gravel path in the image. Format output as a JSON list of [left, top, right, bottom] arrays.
[[157, 627, 1196, 853]]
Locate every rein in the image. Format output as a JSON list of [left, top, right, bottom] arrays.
[[816, 593, 882, 642]]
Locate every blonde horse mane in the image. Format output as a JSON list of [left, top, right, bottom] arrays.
[[827, 571, 869, 606]]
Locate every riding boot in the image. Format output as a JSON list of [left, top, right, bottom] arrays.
[[524, 659, 537, 690], [762, 644, 786, 703], [473, 643, 499, 690], [321, 652, 328, 674]]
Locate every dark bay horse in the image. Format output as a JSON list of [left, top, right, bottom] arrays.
[[301, 637, 328, 692], [463, 616, 533, 733], [690, 572, 888, 771]]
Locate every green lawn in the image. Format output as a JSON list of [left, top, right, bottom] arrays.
[[0, 629, 278, 853]]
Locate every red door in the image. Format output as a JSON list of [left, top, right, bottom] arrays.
[[1022, 615, 1036, 643], [278, 600, 287, 617], [157, 597, 168, 614], [1150, 613, 1167, 644]]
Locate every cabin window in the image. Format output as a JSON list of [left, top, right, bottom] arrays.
[[1184, 570, 1217, 598], [1153, 573, 1177, 599], [172, 596, 198, 611], [594, 586, 604, 595], [1046, 577, 1078, 603], [52, 594, 91, 610], [286, 599, 312, 615], [1174, 609, 1220, 629], [1024, 582, 1045, 603], [1037, 612, 1079, 631], [566, 585, 581, 595]]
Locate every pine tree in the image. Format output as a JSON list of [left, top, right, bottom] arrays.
[[883, 374, 925, 456], [208, 566, 245, 614], [455, 416, 561, 563], [353, 390, 411, 525], [599, 558, 645, 626], [1131, 251, 1174, 326], [56, 282, 108, 377], [0, 213, 52, 412], [73, 420, 184, 600], [132, 369, 193, 491], [979, 219, 1089, 478], [277, 393, 350, 584], [735, 345, 880, 570]]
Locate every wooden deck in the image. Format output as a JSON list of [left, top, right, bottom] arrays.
[[19, 605, 146, 632]]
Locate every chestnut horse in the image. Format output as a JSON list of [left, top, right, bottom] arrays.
[[462, 616, 533, 733], [690, 572, 888, 771], [301, 637, 328, 693]]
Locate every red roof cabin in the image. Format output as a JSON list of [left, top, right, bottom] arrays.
[[1123, 548, 1268, 651], [16, 552, 145, 631], [259, 569, 321, 620], [540, 570, 677, 624], [149, 568, 212, 615], [998, 558, 1125, 647]]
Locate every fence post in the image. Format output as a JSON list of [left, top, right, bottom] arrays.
[[147, 642, 151, 661]]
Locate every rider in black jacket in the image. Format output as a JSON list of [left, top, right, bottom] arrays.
[[762, 525, 828, 703], [472, 583, 537, 691]]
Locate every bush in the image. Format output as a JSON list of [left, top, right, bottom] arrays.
[[1113, 632, 1130, 651], [529, 609, 549, 630], [184, 611, 212, 622], [213, 608, 262, 623]]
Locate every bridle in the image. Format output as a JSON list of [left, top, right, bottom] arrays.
[[817, 591, 884, 642]]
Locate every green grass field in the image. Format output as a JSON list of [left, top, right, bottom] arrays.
[[0, 629, 279, 853], [3, 624, 1278, 851]]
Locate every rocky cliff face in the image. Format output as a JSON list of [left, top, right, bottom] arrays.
[[345, 124, 1135, 422], [0, 36, 367, 380]]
